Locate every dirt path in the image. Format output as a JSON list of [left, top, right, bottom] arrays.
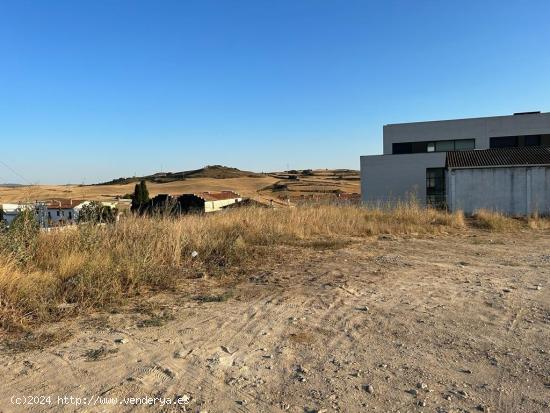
[[1, 231, 549, 412]]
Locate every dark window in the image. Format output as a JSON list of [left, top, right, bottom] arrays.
[[56, 210, 60, 217], [411, 141, 428, 153], [490, 136, 518, 148], [435, 140, 454, 152], [426, 168, 446, 209], [68, 211, 72, 220], [454, 139, 475, 150], [525, 135, 541, 146], [392, 142, 413, 154], [393, 139, 475, 154]]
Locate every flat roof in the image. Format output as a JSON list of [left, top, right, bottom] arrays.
[[385, 111, 549, 127]]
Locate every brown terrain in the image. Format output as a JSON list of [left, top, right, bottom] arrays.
[[0, 166, 360, 206], [1, 229, 548, 412]]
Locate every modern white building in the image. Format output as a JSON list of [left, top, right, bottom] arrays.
[[361, 111, 550, 214]]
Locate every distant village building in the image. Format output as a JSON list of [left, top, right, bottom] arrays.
[[1, 203, 31, 226], [45, 199, 90, 225], [149, 191, 243, 214], [1, 202, 48, 227]]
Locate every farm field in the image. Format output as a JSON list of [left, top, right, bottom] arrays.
[[0, 167, 360, 205], [0, 216, 548, 412]]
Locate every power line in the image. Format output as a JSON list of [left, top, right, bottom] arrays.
[[0, 159, 31, 185]]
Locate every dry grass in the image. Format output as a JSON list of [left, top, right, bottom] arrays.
[[527, 212, 550, 230], [0, 203, 545, 331], [472, 209, 522, 231]]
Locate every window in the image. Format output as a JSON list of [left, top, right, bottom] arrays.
[[435, 140, 454, 152], [454, 139, 475, 150], [525, 135, 541, 146], [490, 136, 518, 148], [426, 168, 446, 209], [68, 211, 72, 220], [411, 141, 428, 153], [56, 210, 60, 217], [392, 142, 413, 154], [393, 139, 475, 154]]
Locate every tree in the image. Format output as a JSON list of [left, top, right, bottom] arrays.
[[139, 180, 149, 203], [131, 183, 140, 212], [79, 201, 117, 224], [131, 180, 150, 213]]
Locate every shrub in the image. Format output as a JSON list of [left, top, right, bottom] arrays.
[[472, 209, 521, 231]]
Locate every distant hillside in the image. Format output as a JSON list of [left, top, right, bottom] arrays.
[[97, 165, 264, 185]]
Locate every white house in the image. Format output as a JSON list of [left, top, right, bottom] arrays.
[[45, 199, 91, 225], [1, 203, 32, 226]]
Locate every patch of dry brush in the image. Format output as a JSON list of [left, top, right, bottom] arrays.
[[0, 204, 546, 330]]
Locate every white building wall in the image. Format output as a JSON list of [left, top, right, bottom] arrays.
[[204, 198, 242, 212], [447, 166, 550, 215], [360, 152, 446, 205]]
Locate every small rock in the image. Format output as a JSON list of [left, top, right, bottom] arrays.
[[221, 345, 234, 354], [407, 389, 418, 396], [191, 251, 199, 258], [297, 365, 308, 374], [502, 288, 511, 293], [236, 399, 247, 405], [56, 303, 77, 309], [418, 399, 427, 407], [536, 285, 542, 290], [115, 338, 128, 344], [364, 384, 374, 394], [417, 382, 428, 390], [457, 390, 468, 398]]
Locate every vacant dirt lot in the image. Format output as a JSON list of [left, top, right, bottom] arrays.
[[1, 230, 548, 412]]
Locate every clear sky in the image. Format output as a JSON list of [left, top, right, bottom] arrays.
[[1, 0, 550, 184]]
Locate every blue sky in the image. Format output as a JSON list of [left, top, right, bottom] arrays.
[[1, 0, 550, 184]]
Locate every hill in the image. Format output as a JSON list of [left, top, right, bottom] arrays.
[[0, 167, 360, 204], [98, 165, 263, 185]]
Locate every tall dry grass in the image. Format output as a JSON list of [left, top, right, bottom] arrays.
[[0, 203, 545, 330]]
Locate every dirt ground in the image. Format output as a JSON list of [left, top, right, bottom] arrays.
[[0, 230, 549, 412]]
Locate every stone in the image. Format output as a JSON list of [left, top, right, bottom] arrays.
[[364, 384, 374, 394], [417, 382, 428, 390], [115, 338, 128, 344]]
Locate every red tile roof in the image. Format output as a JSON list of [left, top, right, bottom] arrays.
[[195, 191, 241, 201], [46, 199, 87, 209]]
